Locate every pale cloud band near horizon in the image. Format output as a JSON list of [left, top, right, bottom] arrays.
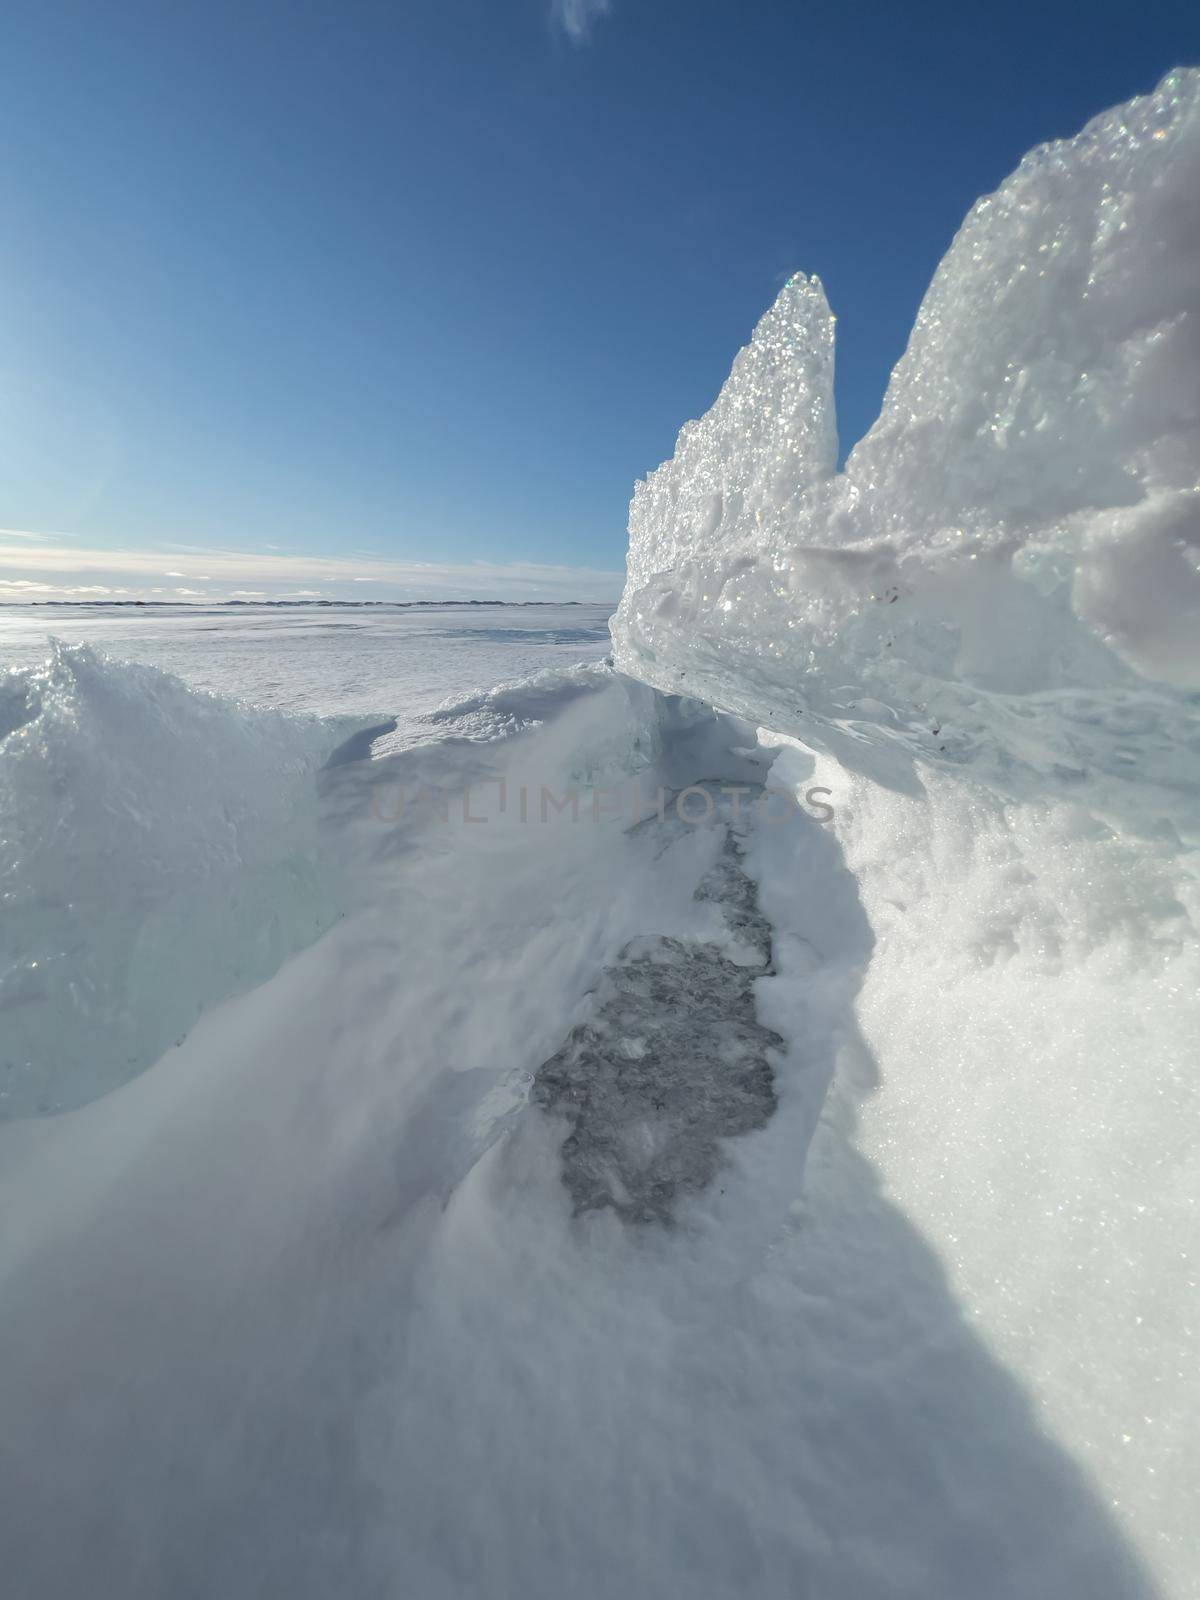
[[0, 533, 624, 605]]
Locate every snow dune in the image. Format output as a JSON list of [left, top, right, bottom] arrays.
[[1, 69, 1198, 1600]]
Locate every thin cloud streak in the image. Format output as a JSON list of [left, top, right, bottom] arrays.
[[552, 0, 612, 45]]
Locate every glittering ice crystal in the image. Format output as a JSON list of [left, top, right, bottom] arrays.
[[612, 70, 1200, 824]]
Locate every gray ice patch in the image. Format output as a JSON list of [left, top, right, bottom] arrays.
[[534, 808, 781, 1223]]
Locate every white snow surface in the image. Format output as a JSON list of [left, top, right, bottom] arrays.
[[2, 675, 1183, 1600], [0, 600, 615, 729], [0, 642, 344, 1113], [2, 73, 1198, 1600]]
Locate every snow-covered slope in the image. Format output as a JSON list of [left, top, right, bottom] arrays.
[[0, 673, 1171, 1600], [0, 643, 345, 1113]]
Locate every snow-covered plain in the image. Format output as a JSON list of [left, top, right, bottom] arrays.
[[0, 600, 615, 726], [2, 71, 1198, 1600]]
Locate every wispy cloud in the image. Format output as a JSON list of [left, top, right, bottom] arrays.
[[552, 0, 612, 45], [0, 533, 623, 605], [0, 578, 131, 597]]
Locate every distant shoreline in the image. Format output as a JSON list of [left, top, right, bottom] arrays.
[[0, 598, 616, 609]]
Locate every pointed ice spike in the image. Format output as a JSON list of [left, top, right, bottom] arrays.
[[624, 272, 837, 590]]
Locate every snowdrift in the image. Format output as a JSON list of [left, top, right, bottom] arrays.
[[2, 672, 1171, 1600], [0, 643, 346, 1113]]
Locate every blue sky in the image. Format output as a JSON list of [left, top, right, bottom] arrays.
[[3, 0, 1197, 601]]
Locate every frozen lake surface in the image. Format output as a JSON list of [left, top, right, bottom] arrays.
[[0, 600, 615, 731]]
